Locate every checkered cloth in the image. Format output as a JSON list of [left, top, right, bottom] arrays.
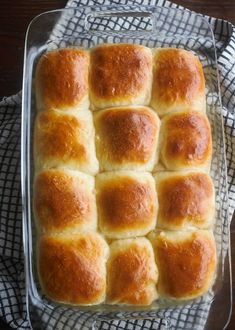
[[0, 0, 234, 329]]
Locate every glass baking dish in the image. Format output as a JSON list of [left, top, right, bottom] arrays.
[[21, 4, 232, 330]]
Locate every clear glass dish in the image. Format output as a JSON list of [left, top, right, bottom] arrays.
[[21, 5, 232, 329]]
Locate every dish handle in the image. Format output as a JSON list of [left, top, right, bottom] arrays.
[[90, 315, 171, 329], [84, 10, 156, 34]]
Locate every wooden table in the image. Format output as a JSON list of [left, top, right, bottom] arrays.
[[0, 1, 234, 329]]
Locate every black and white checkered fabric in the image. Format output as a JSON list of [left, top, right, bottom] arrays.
[[0, 0, 234, 329]]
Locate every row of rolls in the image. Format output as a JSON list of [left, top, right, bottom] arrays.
[[33, 43, 217, 306]]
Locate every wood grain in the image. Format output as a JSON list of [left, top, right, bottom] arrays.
[[0, 1, 234, 329], [173, 0, 235, 23], [0, 1, 67, 98]]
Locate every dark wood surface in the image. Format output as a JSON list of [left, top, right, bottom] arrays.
[[0, 1, 234, 329]]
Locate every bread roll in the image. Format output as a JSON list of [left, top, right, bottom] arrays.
[[151, 48, 205, 116], [38, 232, 109, 305], [34, 109, 99, 174], [94, 106, 160, 171], [96, 171, 158, 239], [34, 169, 97, 234], [160, 111, 212, 171], [149, 230, 216, 300], [35, 48, 89, 111], [155, 171, 215, 230], [107, 238, 158, 305], [89, 44, 152, 109]]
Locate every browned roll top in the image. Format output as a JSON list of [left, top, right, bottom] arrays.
[[96, 172, 157, 238], [151, 48, 205, 115], [98, 178, 154, 228], [38, 233, 108, 305], [89, 44, 152, 108], [94, 106, 160, 171], [35, 110, 86, 162], [155, 172, 215, 230], [34, 169, 97, 233], [150, 230, 216, 299], [107, 238, 158, 305], [160, 111, 212, 170], [35, 48, 89, 110], [34, 109, 99, 174], [98, 107, 156, 161]]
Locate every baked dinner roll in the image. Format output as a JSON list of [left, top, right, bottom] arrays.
[[34, 109, 99, 174], [89, 44, 152, 109], [96, 171, 158, 239], [155, 172, 215, 230], [107, 238, 158, 305], [94, 106, 160, 171], [38, 232, 109, 305], [34, 169, 97, 234], [149, 230, 216, 300], [35, 48, 89, 111], [160, 111, 212, 171], [151, 48, 205, 116]]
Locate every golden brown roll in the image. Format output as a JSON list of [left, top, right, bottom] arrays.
[[34, 109, 99, 174], [35, 48, 89, 111], [38, 232, 109, 305], [96, 171, 158, 239], [107, 238, 158, 305], [155, 171, 215, 230], [149, 230, 216, 300], [89, 44, 153, 109], [94, 106, 160, 171], [160, 111, 212, 171], [151, 48, 206, 116], [34, 169, 97, 234]]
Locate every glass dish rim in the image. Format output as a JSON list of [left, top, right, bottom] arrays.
[[21, 4, 233, 329]]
